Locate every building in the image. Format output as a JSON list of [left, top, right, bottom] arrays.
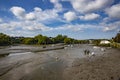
[[100, 40, 110, 44]]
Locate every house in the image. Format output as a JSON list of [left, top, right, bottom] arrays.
[[100, 40, 110, 44]]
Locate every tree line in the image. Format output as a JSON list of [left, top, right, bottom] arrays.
[[113, 31, 120, 43], [1, 32, 119, 46], [0, 33, 89, 46]]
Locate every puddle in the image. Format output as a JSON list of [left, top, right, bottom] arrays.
[[8, 52, 33, 57]]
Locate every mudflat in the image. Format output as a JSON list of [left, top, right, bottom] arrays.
[[63, 48, 120, 80], [0, 45, 120, 80]]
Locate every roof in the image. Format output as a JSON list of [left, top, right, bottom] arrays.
[[100, 40, 110, 44]]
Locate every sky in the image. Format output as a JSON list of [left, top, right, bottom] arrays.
[[0, 0, 120, 39]]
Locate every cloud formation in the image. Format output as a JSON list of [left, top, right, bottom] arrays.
[[105, 3, 120, 19], [25, 12, 36, 20], [102, 21, 120, 32], [0, 0, 120, 39], [50, 0, 62, 11], [70, 0, 113, 13], [79, 13, 100, 20], [0, 18, 3, 22], [0, 18, 100, 36], [64, 11, 77, 22], [10, 6, 26, 19], [10, 6, 59, 21]]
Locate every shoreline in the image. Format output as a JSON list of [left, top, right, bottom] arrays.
[[0, 45, 65, 58]]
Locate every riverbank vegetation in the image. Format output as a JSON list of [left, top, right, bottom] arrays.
[[0, 33, 89, 46], [0, 31, 119, 47], [92, 31, 120, 48], [113, 32, 120, 43], [0, 33, 11, 46]]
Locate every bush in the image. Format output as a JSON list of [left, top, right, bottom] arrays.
[[23, 38, 36, 45], [0, 33, 11, 46], [99, 44, 111, 47]]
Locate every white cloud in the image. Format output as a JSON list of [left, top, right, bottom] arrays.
[[25, 12, 36, 20], [0, 21, 21, 31], [103, 27, 116, 32], [22, 21, 52, 31], [10, 6, 37, 21], [80, 13, 100, 20], [35, 9, 58, 21], [2, 5, 101, 33], [55, 3, 62, 10], [70, 0, 113, 13], [10, 6, 59, 22], [105, 3, 120, 19], [0, 18, 3, 22], [0, 20, 52, 33], [50, 0, 62, 11], [102, 21, 120, 32], [0, 18, 100, 34], [50, 0, 59, 3], [102, 17, 110, 23], [54, 24, 99, 32], [10, 6, 26, 19], [34, 7, 42, 12], [64, 11, 77, 22]]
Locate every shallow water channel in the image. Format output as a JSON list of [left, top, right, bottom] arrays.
[[0, 44, 107, 80]]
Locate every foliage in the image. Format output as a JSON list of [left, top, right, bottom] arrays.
[[11, 37, 24, 44], [113, 32, 120, 43], [0, 33, 91, 45], [99, 44, 111, 47], [64, 38, 72, 44], [92, 40, 101, 46], [0, 33, 11, 46], [23, 38, 36, 44], [54, 34, 67, 43], [34, 34, 52, 45]]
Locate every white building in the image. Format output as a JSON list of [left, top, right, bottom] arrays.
[[100, 40, 110, 44]]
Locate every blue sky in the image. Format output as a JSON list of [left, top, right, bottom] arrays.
[[0, 0, 120, 39]]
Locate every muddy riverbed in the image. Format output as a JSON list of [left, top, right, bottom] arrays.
[[0, 44, 120, 80]]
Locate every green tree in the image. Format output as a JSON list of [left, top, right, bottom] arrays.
[[0, 33, 11, 46], [114, 32, 120, 43], [34, 34, 43, 44], [11, 37, 24, 44], [92, 40, 101, 45], [54, 34, 67, 43], [73, 39, 79, 44], [39, 36, 47, 44], [64, 38, 72, 44], [23, 38, 36, 44], [34, 34, 52, 45]]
